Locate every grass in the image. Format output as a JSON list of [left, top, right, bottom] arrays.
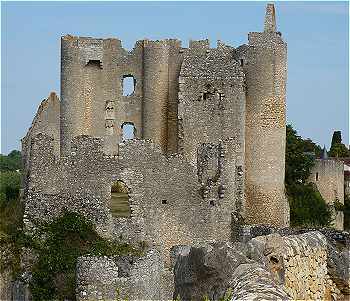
[[0, 196, 24, 276], [111, 192, 131, 217]]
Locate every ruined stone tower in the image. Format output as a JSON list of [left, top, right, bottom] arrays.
[[237, 4, 289, 226], [22, 4, 289, 261]]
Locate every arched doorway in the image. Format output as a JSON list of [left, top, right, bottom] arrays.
[[110, 180, 131, 217], [121, 122, 136, 140]]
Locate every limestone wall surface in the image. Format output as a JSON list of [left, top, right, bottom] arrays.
[[171, 230, 345, 301], [171, 242, 291, 301], [0, 269, 12, 301], [76, 249, 173, 301], [241, 225, 349, 299], [240, 7, 289, 227], [21, 92, 60, 192], [248, 232, 338, 300], [23, 134, 237, 262]]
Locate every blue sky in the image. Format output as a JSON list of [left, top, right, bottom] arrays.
[[1, 1, 349, 154]]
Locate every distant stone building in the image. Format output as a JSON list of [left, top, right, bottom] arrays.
[[344, 160, 350, 198], [22, 4, 289, 260], [334, 157, 350, 199], [308, 149, 344, 230]]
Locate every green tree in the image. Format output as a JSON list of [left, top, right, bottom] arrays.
[[329, 143, 349, 158], [329, 130, 349, 157], [331, 131, 342, 146], [301, 138, 323, 158], [285, 125, 315, 186], [0, 150, 22, 172], [0, 171, 21, 204], [289, 183, 332, 227], [285, 124, 332, 227]]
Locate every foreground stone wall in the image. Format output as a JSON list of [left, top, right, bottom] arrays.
[[171, 242, 290, 301], [76, 249, 173, 301], [248, 231, 340, 300], [241, 225, 349, 299], [171, 231, 345, 301]]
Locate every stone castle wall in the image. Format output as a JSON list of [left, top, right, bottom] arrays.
[[170, 230, 345, 301], [178, 42, 246, 217], [60, 36, 250, 158], [309, 159, 344, 230], [24, 134, 237, 261], [76, 249, 173, 301], [75, 231, 344, 301], [21, 92, 60, 192], [22, 3, 289, 265], [247, 231, 341, 300]]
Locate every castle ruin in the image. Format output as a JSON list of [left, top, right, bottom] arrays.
[[22, 4, 289, 261]]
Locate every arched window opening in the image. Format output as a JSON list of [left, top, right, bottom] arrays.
[[110, 180, 131, 218], [86, 60, 102, 69], [122, 75, 135, 96], [121, 122, 136, 140]]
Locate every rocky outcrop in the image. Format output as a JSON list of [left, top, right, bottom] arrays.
[[240, 224, 350, 298], [246, 231, 341, 300], [327, 238, 350, 295], [172, 231, 346, 301], [171, 242, 290, 301], [230, 263, 290, 300]]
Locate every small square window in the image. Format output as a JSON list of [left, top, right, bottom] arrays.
[[122, 75, 135, 96]]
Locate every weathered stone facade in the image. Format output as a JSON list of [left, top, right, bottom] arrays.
[[76, 249, 173, 301], [74, 229, 347, 301], [240, 224, 350, 298], [309, 158, 345, 230], [22, 4, 288, 252], [248, 231, 338, 300]]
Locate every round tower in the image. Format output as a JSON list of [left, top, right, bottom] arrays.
[[60, 35, 105, 156], [243, 4, 289, 226], [60, 35, 82, 156], [142, 40, 169, 153]]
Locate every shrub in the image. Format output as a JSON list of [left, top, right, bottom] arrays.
[[29, 211, 142, 301], [288, 183, 332, 227], [333, 199, 344, 212], [0, 171, 21, 203], [344, 195, 350, 231], [0, 150, 22, 172], [285, 125, 332, 227]]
